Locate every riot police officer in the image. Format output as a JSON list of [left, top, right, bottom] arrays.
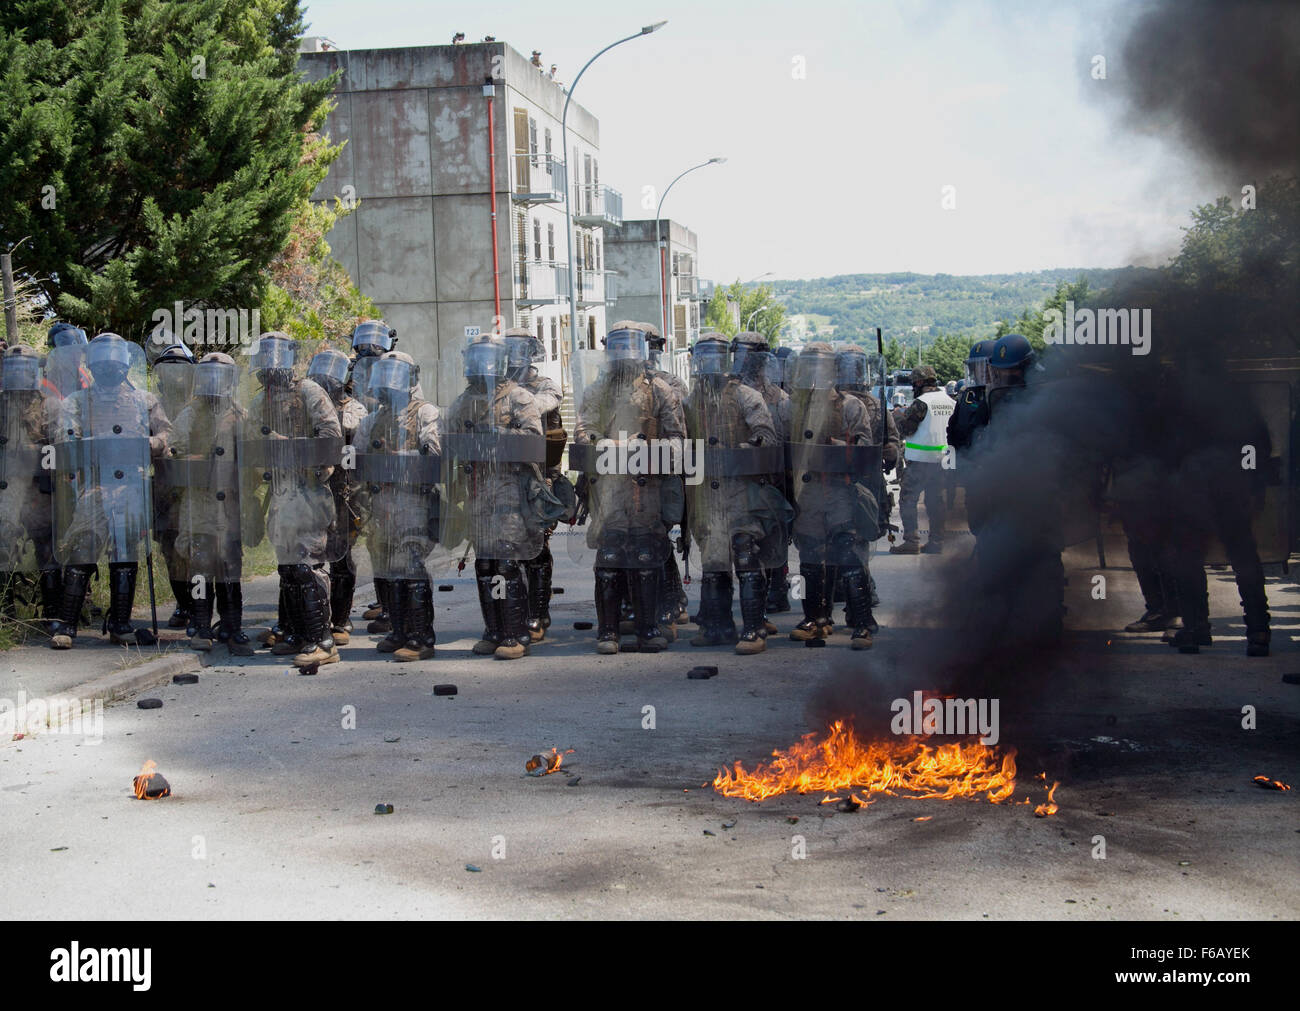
[[890, 364, 953, 555]]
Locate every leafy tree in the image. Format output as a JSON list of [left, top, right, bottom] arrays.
[[704, 280, 786, 344], [0, 0, 339, 342]]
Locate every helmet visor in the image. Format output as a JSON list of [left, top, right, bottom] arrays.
[[50, 324, 87, 348], [793, 352, 837, 391], [2, 355, 41, 392], [605, 329, 647, 362], [463, 341, 508, 378], [371, 357, 415, 394], [733, 344, 770, 379], [836, 352, 868, 387], [252, 338, 296, 373], [194, 360, 237, 398], [351, 321, 394, 355], [308, 351, 351, 388], [690, 343, 731, 377]]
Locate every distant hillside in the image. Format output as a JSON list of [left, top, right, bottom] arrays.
[[772, 268, 1143, 344]]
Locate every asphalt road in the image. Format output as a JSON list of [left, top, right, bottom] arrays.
[[2, 524, 1298, 920]]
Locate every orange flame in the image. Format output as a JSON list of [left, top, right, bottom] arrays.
[[1034, 781, 1059, 817], [526, 748, 574, 776], [712, 721, 1018, 804], [132, 759, 170, 800]]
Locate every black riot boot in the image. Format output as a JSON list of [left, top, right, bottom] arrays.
[[790, 564, 829, 640], [594, 567, 623, 655], [259, 583, 288, 647], [293, 568, 338, 667], [473, 560, 504, 655], [39, 569, 64, 632], [843, 565, 874, 650], [690, 571, 729, 646], [366, 577, 393, 635], [167, 578, 193, 629], [49, 565, 93, 650], [736, 570, 768, 655], [106, 563, 141, 646], [524, 545, 553, 643], [1242, 585, 1271, 658], [395, 579, 438, 662], [375, 579, 408, 654], [187, 581, 216, 651], [629, 566, 668, 652], [495, 561, 530, 660], [271, 567, 304, 655], [663, 552, 688, 624], [1172, 567, 1212, 654], [329, 562, 355, 645], [215, 582, 256, 656], [766, 566, 791, 613]]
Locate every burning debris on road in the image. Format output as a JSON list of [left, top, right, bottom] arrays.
[[525, 748, 574, 776], [132, 760, 170, 800], [713, 721, 1022, 807]]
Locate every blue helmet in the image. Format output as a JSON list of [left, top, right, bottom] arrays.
[[967, 339, 995, 363], [48, 322, 88, 347], [989, 333, 1035, 370]]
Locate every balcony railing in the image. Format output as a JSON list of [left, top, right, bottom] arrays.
[[675, 273, 699, 300], [573, 267, 602, 306], [515, 261, 567, 306], [512, 154, 566, 203], [603, 270, 618, 305], [573, 184, 623, 226]]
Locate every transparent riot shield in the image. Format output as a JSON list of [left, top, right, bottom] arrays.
[[787, 353, 884, 565], [349, 355, 443, 580], [439, 337, 547, 563], [237, 337, 345, 568], [164, 356, 245, 587], [150, 354, 195, 584], [568, 349, 677, 568], [52, 337, 156, 566], [685, 371, 788, 573], [0, 352, 56, 577]]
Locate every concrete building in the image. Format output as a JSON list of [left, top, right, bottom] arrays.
[[604, 219, 702, 377], [298, 42, 620, 404]]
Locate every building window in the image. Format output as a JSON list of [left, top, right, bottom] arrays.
[[528, 117, 538, 168], [550, 318, 558, 360], [533, 219, 541, 261], [595, 237, 601, 272], [537, 318, 544, 346], [547, 223, 555, 262], [544, 128, 552, 158]]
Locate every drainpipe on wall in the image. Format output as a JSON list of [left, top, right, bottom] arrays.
[[484, 80, 502, 330]]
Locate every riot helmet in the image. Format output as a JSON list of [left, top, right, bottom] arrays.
[[2, 346, 43, 393], [835, 345, 870, 390], [86, 333, 134, 387], [48, 322, 87, 348], [690, 334, 731, 383], [731, 332, 771, 383], [791, 342, 838, 391], [910, 364, 938, 391], [965, 338, 995, 386], [351, 319, 397, 358], [989, 333, 1035, 388], [603, 320, 648, 364], [772, 345, 795, 390], [463, 336, 509, 382], [642, 322, 666, 368], [372, 351, 419, 410], [250, 332, 297, 387], [194, 352, 238, 400], [502, 327, 542, 380], [307, 348, 351, 401]]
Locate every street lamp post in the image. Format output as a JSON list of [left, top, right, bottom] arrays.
[[656, 157, 726, 351], [563, 21, 667, 358], [745, 302, 771, 333]]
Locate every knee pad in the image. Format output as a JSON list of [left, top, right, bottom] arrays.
[[474, 558, 494, 578], [498, 558, 522, 580], [731, 532, 760, 571], [830, 530, 859, 567]]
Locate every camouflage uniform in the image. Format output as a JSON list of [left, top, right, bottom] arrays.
[[643, 322, 690, 628], [445, 343, 544, 661], [0, 346, 60, 620], [503, 328, 568, 642], [50, 336, 171, 649], [241, 334, 342, 667], [351, 351, 441, 662], [167, 353, 253, 653], [685, 338, 787, 654], [787, 342, 878, 649], [573, 323, 687, 653]]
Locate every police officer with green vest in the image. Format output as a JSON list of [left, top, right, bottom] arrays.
[[890, 365, 954, 554]]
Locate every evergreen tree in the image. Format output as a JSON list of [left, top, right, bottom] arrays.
[[0, 0, 339, 341]]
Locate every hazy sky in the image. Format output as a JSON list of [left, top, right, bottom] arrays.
[[301, 0, 1234, 282]]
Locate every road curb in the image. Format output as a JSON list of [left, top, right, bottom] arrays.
[[41, 650, 202, 733]]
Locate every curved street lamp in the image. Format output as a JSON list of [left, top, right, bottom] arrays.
[[562, 21, 668, 357], [656, 157, 726, 349]]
